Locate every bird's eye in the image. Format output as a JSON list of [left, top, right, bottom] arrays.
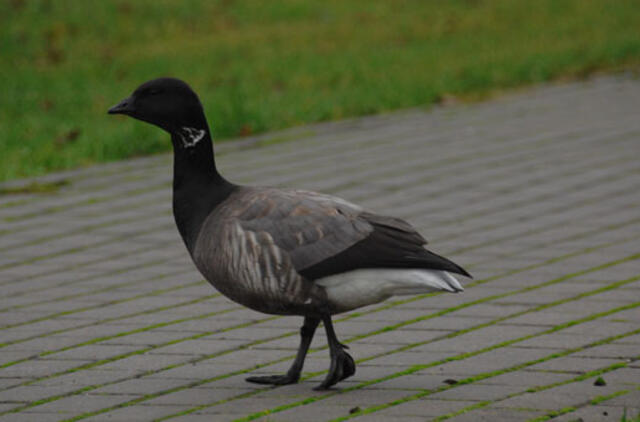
[[148, 88, 162, 96]]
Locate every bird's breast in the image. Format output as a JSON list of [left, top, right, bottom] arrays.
[[191, 220, 326, 316]]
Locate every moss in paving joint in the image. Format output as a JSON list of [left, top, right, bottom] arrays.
[[0, 201, 195, 277], [452, 209, 640, 258], [236, 305, 640, 422], [0, 294, 224, 368], [0, 179, 172, 240], [442, 364, 634, 422], [430, 400, 494, 422], [337, 126, 632, 226], [432, 167, 638, 246], [153, 282, 640, 421], [1, 315, 286, 417], [0, 195, 172, 254], [69, 299, 637, 420], [59, 328, 315, 422], [0, 266, 205, 315], [0, 159, 167, 211], [443, 179, 638, 247], [0, 235, 186, 292], [350, 267, 640, 349], [0, 279, 209, 332], [0, 305, 241, 376], [55, 263, 640, 418], [527, 389, 633, 422], [431, 158, 636, 229], [3, 251, 638, 416], [2, 178, 171, 223], [0, 221, 178, 272], [334, 248, 640, 322], [335, 339, 639, 422]]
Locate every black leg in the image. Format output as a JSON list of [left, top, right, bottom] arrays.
[[246, 316, 320, 386], [314, 315, 355, 390]]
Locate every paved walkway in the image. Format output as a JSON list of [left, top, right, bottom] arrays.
[[1, 75, 639, 422]]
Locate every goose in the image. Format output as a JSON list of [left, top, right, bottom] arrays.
[[108, 78, 470, 390]]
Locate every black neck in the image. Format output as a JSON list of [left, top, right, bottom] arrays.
[[171, 128, 235, 255]]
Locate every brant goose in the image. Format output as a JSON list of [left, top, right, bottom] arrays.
[[109, 78, 470, 390]]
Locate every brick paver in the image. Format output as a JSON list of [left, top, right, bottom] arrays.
[[1, 75, 639, 421]]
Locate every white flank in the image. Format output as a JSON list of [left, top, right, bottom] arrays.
[[316, 269, 463, 312]]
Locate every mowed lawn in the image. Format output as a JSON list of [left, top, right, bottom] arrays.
[[1, 0, 639, 182]]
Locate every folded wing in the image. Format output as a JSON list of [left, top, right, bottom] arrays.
[[232, 188, 470, 282]]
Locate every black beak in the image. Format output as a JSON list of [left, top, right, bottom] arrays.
[[108, 96, 135, 115]]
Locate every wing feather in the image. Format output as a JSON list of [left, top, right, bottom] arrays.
[[228, 187, 470, 281]]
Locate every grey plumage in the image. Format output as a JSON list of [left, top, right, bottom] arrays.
[[192, 186, 465, 315], [192, 187, 365, 315]]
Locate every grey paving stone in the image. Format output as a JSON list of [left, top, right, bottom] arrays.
[[528, 356, 626, 373], [364, 373, 456, 391], [477, 368, 575, 388], [365, 398, 480, 418], [411, 324, 543, 354], [429, 383, 517, 402], [446, 407, 546, 422], [574, 343, 640, 360], [17, 394, 138, 417], [30, 368, 140, 388], [600, 388, 640, 409], [516, 332, 609, 349], [81, 404, 193, 421], [0, 358, 93, 378], [139, 386, 254, 407], [554, 405, 640, 422], [418, 346, 553, 377], [491, 377, 622, 411]]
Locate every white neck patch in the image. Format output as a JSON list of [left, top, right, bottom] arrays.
[[179, 126, 206, 148]]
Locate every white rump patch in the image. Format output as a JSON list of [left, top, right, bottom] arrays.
[[180, 126, 206, 148], [316, 269, 464, 312]]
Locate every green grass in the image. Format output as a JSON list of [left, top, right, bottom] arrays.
[[1, 0, 640, 182]]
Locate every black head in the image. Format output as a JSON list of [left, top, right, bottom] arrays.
[[108, 78, 207, 134]]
